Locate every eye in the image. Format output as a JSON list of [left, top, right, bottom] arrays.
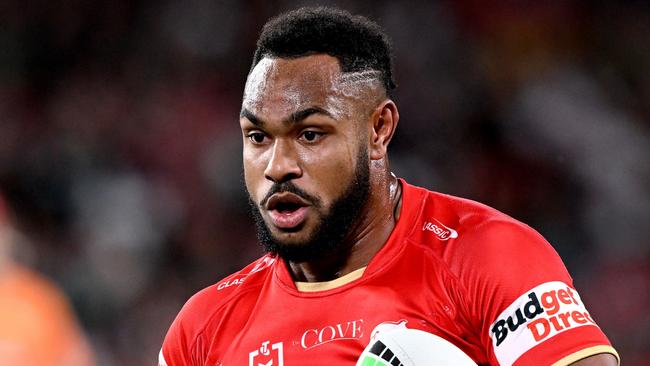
[[300, 130, 323, 143], [247, 132, 267, 144]]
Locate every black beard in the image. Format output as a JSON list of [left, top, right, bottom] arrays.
[[248, 148, 370, 263]]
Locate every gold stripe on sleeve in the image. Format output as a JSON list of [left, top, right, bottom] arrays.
[[551, 345, 620, 366]]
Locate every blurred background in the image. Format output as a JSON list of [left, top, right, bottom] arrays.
[[0, 0, 648, 365]]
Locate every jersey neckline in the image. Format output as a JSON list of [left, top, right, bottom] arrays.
[[294, 266, 367, 292]]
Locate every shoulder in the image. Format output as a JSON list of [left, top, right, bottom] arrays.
[[160, 255, 277, 365], [403, 182, 568, 285], [452, 207, 569, 286], [402, 182, 617, 366], [403, 182, 573, 321], [174, 255, 276, 331]]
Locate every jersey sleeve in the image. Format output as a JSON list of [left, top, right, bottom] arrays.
[[159, 312, 193, 366], [452, 218, 618, 366], [158, 255, 275, 366], [159, 289, 214, 366]]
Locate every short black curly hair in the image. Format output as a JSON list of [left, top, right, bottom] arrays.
[[252, 7, 396, 97]]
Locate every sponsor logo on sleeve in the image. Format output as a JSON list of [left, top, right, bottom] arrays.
[[489, 281, 598, 365], [422, 218, 458, 241]]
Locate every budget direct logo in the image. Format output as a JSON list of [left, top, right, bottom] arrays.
[[489, 281, 598, 366], [422, 218, 458, 241]]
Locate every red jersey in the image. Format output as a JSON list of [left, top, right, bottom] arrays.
[[160, 180, 618, 366]]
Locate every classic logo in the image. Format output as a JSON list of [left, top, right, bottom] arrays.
[[218, 257, 275, 291], [217, 277, 244, 290], [300, 319, 364, 350], [422, 218, 458, 240], [249, 341, 283, 366], [489, 281, 597, 365]]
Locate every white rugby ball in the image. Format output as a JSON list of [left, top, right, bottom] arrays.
[[356, 321, 477, 366]]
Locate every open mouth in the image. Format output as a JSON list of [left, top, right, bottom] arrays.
[[266, 193, 310, 230], [274, 201, 303, 213]]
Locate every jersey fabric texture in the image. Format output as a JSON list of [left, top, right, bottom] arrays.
[[160, 180, 618, 366]]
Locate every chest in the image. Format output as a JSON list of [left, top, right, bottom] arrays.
[[206, 258, 471, 365]]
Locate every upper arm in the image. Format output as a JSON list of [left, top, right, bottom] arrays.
[[159, 288, 219, 366], [451, 219, 618, 366], [159, 312, 195, 366]]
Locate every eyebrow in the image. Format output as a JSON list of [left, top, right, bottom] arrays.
[[240, 108, 262, 126], [240, 107, 334, 127]]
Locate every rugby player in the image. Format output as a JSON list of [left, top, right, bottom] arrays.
[[160, 7, 618, 365]]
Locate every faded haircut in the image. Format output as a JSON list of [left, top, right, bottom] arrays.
[[251, 7, 396, 98]]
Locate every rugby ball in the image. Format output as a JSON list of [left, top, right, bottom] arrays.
[[356, 321, 477, 366]]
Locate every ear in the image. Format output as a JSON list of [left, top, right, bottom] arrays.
[[368, 100, 399, 160]]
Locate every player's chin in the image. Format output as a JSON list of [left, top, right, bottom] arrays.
[[266, 221, 320, 246], [268, 239, 322, 263], [268, 224, 313, 244]]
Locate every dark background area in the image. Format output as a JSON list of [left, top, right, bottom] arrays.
[[0, 1, 648, 365]]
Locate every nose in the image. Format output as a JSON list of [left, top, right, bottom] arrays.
[[264, 139, 302, 183]]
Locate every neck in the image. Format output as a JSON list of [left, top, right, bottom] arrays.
[[288, 170, 402, 282]]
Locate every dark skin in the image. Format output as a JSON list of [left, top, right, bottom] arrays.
[[241, 54, 400, 282], [240, 54, 617, 366]]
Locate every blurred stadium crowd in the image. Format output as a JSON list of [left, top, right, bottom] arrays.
[[0, 1, 648, 365]]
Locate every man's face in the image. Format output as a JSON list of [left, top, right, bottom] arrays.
[[240, 54, 376, 261]]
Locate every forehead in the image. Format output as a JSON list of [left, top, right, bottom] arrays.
[[250, 54, 341, 90], [242, 54, 366, 121]]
